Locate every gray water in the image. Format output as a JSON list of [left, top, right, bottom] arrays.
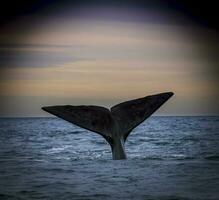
[[0, 116, 219, 200]]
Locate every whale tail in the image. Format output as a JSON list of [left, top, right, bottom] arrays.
[[42, 92, 174, 159]]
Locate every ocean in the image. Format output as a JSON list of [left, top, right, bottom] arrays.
[[0, 116, 218, 200]]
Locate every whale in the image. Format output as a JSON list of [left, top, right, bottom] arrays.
[[42, 92, 174, 160]]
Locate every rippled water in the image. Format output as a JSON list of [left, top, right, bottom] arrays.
[[0, 116, 219, 200]]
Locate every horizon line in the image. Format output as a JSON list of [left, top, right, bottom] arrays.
[[0, 115, 218, 119]]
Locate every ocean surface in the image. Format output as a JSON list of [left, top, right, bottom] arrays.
[[0, 116, 218, 200]]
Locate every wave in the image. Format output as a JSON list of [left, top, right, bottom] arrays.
[[204, 155, 219, 160], [0, 193, 22, 200], [68, 130, 84, 134]]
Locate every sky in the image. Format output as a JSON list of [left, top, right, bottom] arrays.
[[0, 0, 219, 117]]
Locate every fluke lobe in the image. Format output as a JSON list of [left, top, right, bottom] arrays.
[[42, 92, 174, 160]]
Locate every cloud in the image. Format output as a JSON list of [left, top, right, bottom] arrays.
[[0, 44, 82, 68]]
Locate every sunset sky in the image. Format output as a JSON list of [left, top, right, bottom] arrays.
[[0, 1, 218, 116]]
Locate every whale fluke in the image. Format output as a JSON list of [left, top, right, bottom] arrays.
[[42, 92, 174, 160]]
